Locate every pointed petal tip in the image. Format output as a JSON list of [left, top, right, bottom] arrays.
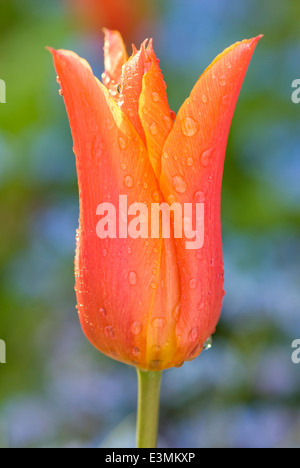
[[248, 34, 264, 47], [46, 46, 56, 55]]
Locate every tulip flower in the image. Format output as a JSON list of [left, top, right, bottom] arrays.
[[49, 30, 261, 447], [69, 0, 156, 37]]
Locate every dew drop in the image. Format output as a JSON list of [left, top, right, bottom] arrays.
[[124, 175, 134, 188], [104, 326, 115, 339], [187, 157, 194, 167], [172, 303, 181, 320], [132, 346, 140, 357], [219, 76, 227, 87], [175, 361, 184, 368], [187, 344, 202, 360], [152, 344, 161, 352], [172, 175, 187, 194], [202, 94, 208, 103], [99, 307, 107, 317], [152, 92, 160, 102], [153, 191, 160, 202], [149, 122, 158, 136], [193, 190, 205, 203], [167, 194, 176, 205], [181, 116, 199, 137], [189, 326, 199, 342], [163, 152, 169, 159], [201, 148, 213, 167], [151, 282, 157, 290], [203, 336, 213, 351], [128, 271, 137, 286], [130, 321, 142, 335], [189, 278, 198, 290], [152, 317, 167, 328], [118, 136, 128, 149]]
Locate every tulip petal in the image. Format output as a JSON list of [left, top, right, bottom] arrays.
[[116, 41, 150, 144], [138, 40, 174, 179], [50, 48, 180, 369], [159, 36, 262, 363], [102, 28, 128, 96]]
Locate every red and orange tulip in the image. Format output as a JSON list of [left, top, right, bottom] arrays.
[[69, 0, 155, 37], [49, 31, 261, 371]]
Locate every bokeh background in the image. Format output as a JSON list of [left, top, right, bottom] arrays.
[[0, 0, 300, 448]]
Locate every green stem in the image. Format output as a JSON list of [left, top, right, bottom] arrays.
[[136, 369, 163, 448]]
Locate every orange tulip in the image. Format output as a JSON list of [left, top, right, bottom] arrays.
[[69, 0, 155, 37], [49, 31, 262, 372]]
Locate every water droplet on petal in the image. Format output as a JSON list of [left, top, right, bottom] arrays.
[[202, 94, 208, 103], [151, 282, 157, 290], [172, 303, 181, 320], [152, 317, 167, 328], [149, 122, 158, 136], [105, 326, 115, 339], [194, 190, 205, 203], [128, 271, 137, 286], [132, 346, 140, 357], [201, 148, 213, 167], [163, 152, 169, 159], [152, 92, 160, 102], [130, 321, 142, 335], [153, 191, 160, 202], [203, 336, 212, 351], [187, 344, 202, 360], [189, 278, 198, 290], [189, 326, 199, 342], [168, 194, 176, 205], [187, 157, 194, 167], [175, 361, 184, 368], [219, 76, 227, 86], [172, 175, 187, 194], [181, 116, 199, 137], [118, 136, 128, 149], [124, 175, 134, 188], [152, 344, 161, 352], [99, 307, 106, 317]]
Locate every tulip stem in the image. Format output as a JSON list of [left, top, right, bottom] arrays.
[[136, 369, 162, 448]]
